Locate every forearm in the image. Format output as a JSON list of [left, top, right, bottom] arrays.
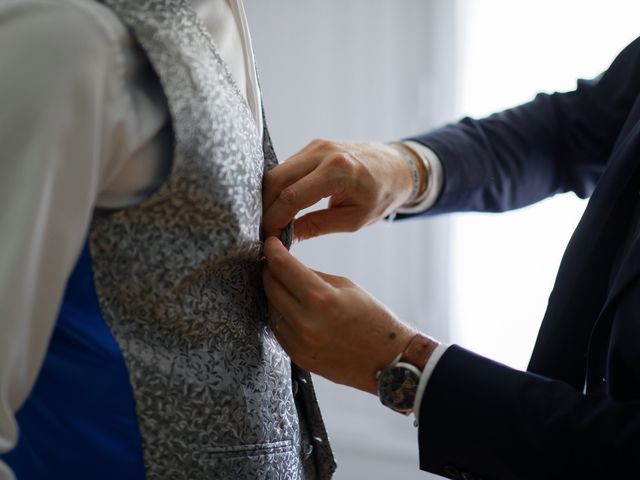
[[407, 93, 580, 215], [407, 36, 640, 216]]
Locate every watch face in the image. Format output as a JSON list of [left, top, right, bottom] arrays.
[[377, 364, 420, 414]]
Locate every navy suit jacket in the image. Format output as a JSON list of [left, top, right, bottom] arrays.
[[408, 37, 640, 479]]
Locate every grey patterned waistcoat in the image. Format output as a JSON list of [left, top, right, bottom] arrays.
[[90, 0, 336, 478]]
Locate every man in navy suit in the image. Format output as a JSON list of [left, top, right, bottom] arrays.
[[261, 36, 640, 479]]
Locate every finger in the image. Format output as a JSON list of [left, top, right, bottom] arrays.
[[263, 168, 346, 238], [263, 237, 329, 302], [263, 153, 318, 211], [290, 139, 328, 157], [293, 206, 364, 241], [262, 266, 303, 323]]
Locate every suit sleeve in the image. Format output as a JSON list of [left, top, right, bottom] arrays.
[[407, 36, 640, 215], [418, 345, 640, 480]]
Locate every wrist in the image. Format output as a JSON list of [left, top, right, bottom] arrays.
[[388, 142, 428, 207], [362, 327, 415, 395], [401, 333, 439, 371], [376, 332, 439, 415]]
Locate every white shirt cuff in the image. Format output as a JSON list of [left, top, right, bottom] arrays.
[[413, 343, 450, 424], [397, 141, 444, 214]]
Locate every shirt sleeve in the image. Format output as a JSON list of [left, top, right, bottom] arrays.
[[413, 343, 450, 424], [0, 3, 122, 477]]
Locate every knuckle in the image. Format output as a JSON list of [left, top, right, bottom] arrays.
[[310, 138, 332, 150], [278, 185, 298, 206], [325, 154, 360, 194], [326, 152, 351, 170]]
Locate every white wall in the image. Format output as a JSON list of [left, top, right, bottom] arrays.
[[244, 1, 457, 478]]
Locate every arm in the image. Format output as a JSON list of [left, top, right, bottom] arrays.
[[262, 37, 640, 240], [418, 346, 640, 480], [262, 238, 640, 480], [410, 36, 640, 215], [0, 4, 118, 477]]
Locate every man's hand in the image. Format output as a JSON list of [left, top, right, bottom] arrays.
[[262, 140, 426, 241], [262, 236, 418, 395]]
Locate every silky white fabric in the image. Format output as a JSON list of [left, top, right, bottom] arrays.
[[0, 1, 260, 477]]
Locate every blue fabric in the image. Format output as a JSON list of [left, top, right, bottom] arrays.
[[1, 241, 146, 479]]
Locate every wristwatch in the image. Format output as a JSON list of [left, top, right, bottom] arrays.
[[376, 333, 435, 415]]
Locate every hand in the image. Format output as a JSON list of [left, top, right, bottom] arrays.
[[262, 236, 418, 395], [262, 140, 426, 241]]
